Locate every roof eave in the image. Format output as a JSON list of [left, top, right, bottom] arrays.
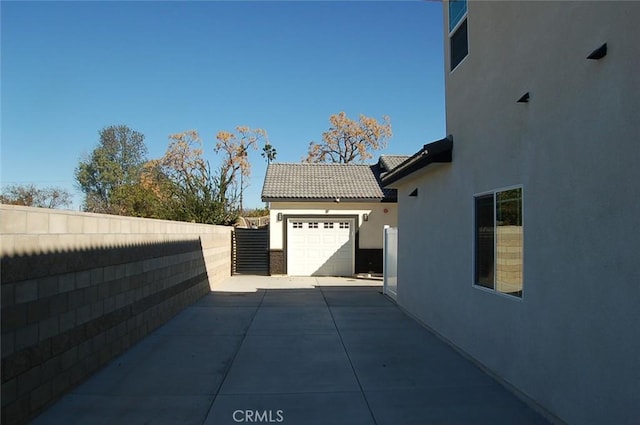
[[262, 196, 393, 204], [381, 136, 453, 187]]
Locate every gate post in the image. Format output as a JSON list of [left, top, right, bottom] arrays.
[[383, 225, 398, 300]]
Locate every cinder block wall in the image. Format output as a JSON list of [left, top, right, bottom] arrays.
[[0, 205, 232, 425]]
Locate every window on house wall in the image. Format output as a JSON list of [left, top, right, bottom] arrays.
[[474, 187, 523, 298], [449, 0, 468, 71]]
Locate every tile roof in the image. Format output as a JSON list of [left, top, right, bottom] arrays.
[[379, 155, 411, 174], [262, 162, 397, 202]]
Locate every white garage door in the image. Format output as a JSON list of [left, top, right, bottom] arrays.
[[287, 218, 354, 276]]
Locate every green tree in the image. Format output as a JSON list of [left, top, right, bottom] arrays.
[[156, 130, 239, 225], [75, 125, 148, 214], [261, 143, 277, 164], [158, 130, 216, 223], [305, 112, 392, 163], [243, 207, 270, 217], [0, 184, 72, 209]]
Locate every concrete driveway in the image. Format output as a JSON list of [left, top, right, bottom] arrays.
[[30, 276, 550, 425]]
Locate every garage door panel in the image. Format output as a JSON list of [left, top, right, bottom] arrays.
[[322, 235, 336, 243]]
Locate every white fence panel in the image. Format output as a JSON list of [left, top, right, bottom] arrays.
[[383, 225, 398, 300]]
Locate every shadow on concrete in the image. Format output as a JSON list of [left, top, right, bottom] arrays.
[[2, 239, 212, 425], [28, 278, 551, 425]]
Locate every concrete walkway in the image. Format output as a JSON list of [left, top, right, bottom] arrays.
[[31, 276, 549, 425]]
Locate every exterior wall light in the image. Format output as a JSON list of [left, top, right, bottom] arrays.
[[277, 212, 283, 222], [363, 213, 369, 221]]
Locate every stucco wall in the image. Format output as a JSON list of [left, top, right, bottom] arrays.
[[268, 201, 397, 250], [0, 205, 232, 425], [394, 2, 640, 425]]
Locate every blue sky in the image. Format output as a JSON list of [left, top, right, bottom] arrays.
[[1, 0, 445, 210]]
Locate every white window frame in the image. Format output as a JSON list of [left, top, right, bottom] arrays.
[[472, 185, 524, 300], [449, 0, 469, 72]]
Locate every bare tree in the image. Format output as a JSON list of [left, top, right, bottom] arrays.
[[215, 126, 269, 211], [0, 184, 72, 209], [305, 112, 392, 163]]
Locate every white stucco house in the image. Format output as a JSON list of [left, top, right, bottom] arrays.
[[382, 1, 640, 424], [261, 156, 407, 276]]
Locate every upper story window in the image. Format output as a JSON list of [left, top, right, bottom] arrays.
[[449, 0, 467, 31], [449, 0, 468, 71]]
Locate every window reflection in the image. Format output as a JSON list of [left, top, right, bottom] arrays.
[[474, 187, 523, 298]]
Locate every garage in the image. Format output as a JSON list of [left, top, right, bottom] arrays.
[[287, 218, 355, 276], [262, 160, 403, 275]]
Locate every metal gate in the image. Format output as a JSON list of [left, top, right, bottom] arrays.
[[232, 227, 269, 275]]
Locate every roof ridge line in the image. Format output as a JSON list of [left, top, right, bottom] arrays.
[[269, 162, 375, 166]]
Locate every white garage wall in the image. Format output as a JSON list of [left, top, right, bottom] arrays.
[[268, 202, 397, 250]]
